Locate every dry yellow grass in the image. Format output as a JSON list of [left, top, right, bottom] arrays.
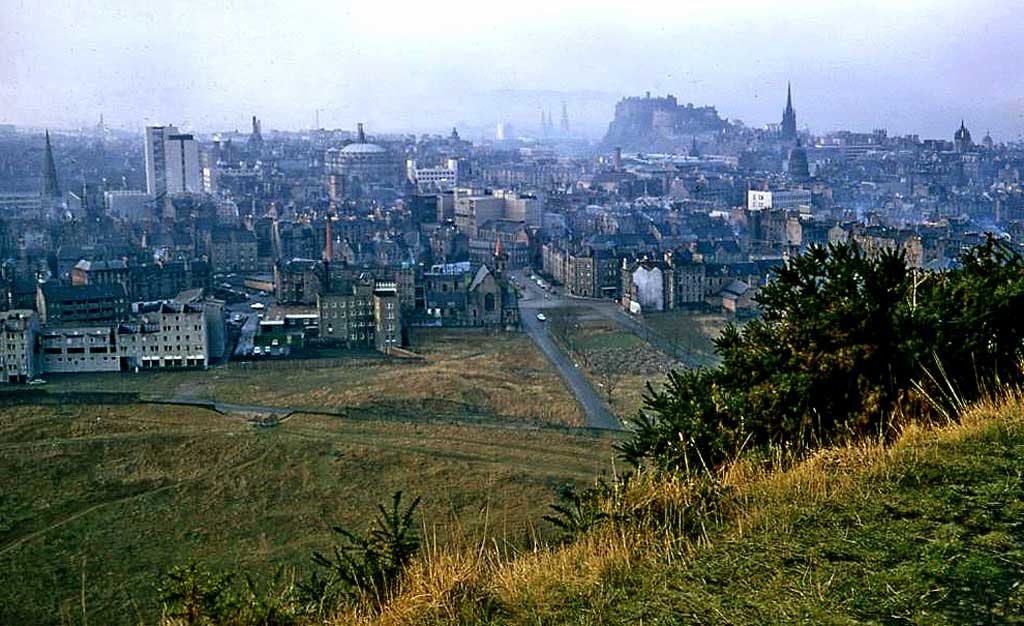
[[547, 309, 676, 418], [334, 391, 1024, 626], [0, 402, 616, 624], [37, 328, 585, 426]]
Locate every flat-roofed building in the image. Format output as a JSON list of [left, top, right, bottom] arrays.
[[747, 188, 812, 212], [104, 190, 151, 219], [124, 302, 209, 369], [38, 326, 120, 373]]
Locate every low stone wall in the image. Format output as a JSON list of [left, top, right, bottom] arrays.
[[0, 389, 141, 406]]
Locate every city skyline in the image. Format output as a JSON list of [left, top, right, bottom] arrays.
[[2, 0, 1023, 140]]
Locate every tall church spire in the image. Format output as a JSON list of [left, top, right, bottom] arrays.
[[41, 130, 60, 202], [781, 82, 797, 141], [493, 234, 506, 276]]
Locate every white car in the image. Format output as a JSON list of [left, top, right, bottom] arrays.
[[536, 313, 547, 322]]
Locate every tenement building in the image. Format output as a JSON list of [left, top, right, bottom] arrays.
[[0, 310, 39, 383], [317, 278, 403, 352], [36, 283, 130, 326]]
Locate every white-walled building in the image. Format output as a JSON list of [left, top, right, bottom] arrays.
[[38, 326, 120, 374], [453, 188, 543, 235], [164, 133, 202, 194], [494, 189, 543, 228], [104, 190, 151, 220], [145, 125, 176, 196], [145, 125, 202, 196], [0, 302, 213, 381], [407, 158, 460, 191], [123, 302, 209, 370], [747, 189, 812, 212]]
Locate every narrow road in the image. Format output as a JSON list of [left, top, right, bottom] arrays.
[[515, 275, 623, 431], [513, 270, 712, 369]]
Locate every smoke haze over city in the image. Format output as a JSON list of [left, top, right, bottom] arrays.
[[2, 0, 1022, 139]]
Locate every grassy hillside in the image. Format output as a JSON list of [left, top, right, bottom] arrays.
[[343, 394, 1024, 625], [35, 328, 584, 426], [0, 403, 617, 625]]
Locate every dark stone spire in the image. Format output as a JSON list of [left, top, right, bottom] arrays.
[[41, 130, 60, 202], [781, 82, 797, 141], [248, 115, 263, 153], [954, 119, 973, 153]]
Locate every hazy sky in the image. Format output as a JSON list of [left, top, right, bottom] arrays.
[[2, 0, 1022, 140]]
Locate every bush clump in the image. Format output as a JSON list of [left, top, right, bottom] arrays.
[[620, 238, 1024, 472]]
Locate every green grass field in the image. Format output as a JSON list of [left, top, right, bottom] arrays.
[[0, 403, 617, 625], [34, 328, 584, 427]]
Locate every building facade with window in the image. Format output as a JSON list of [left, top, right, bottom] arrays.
[[317, 280, 377, 349], [0, 310, 38, 383]]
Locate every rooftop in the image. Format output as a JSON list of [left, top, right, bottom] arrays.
[[340, 142, 387, 155]]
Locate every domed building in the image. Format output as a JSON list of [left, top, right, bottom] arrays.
[[325, 123, 403, 198], [982, 130, 994, 150], [787, 139, 810, 181]]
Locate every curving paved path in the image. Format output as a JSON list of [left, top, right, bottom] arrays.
[[515, 275, 623, 431]]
